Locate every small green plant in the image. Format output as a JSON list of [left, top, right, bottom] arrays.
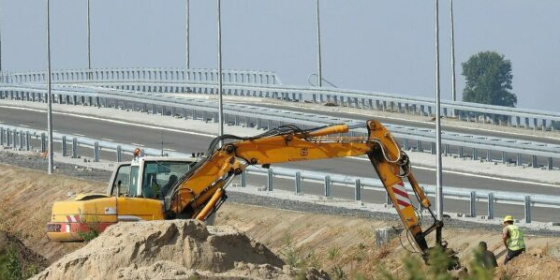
[[78, 227, 99, 242], [24, 264, 39, 279], [2, 246, 23, 280], [330, 265, 346, 280], [328, 246, 340, 260], [77, 208, 100, 242], [280, 232, 302, 267]]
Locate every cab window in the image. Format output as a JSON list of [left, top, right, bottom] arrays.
[[142, 161, 191, 200]]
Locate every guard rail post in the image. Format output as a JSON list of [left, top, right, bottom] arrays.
[[548, 157, 553, 170], [473, 148, 478, 160], [266, 168, 273, 191], [502, 152, 507, 164], [458, 146, 464, 158], [72, 137, 78, 158], [470, 191, 476, 217], [62, 136, 67, 157], [532, 155, 538, 168], [355, 179, 361, 201], [525, 196, 532, 223], [488, 192, 494, 220], [40, 133, 46, 152], [324, 175, 331, 197], [516, 153, 522, 166], [94, 141, 100, 162], [386, 192, 392, 205], [295, 171, 301, 194], [18, 131, 24, 150], [25, 132, 30, 151], [402, 139, 409, 150], [0, 127, 4, 146], [6, 129, 11, 147], [116, 145, 122, 162], [11, 130, 17, 149], [240, 171, 247, 187]]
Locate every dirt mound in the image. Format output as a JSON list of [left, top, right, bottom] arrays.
[[31, 220, 329, 280], [495, 248, 560, 280], [0, 230, 48, 279]]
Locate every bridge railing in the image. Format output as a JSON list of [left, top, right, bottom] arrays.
[[0, 123, 555, 224], [1, 68, 281, 86], [1, 84, 558, 169], [2, 67, 560, 131]]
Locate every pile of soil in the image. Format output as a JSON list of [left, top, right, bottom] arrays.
[[0, 231, 48, 278], [31, 220, 329, 280], [495, 248, 560, 280]]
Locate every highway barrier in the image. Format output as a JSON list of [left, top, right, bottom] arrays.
[[1, 124, 557, 224]]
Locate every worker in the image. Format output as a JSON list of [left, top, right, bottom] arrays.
[[476, 241, 498, 268], [502, 215, 526, 265]]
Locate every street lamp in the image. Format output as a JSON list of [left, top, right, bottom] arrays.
[[315, 0, 322, 87], [434, 0, 443, 235], [46, 0, 54, 174], [217, 0, 223, 141]]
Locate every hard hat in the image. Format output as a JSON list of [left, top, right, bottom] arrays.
[[503, 215, 514, 223]]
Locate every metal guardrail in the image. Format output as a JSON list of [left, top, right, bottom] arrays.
[[1, 84, 559, 170], [0, 124, 556, 223], [0, 68, 282, 86], [3, 67, 557, 131]]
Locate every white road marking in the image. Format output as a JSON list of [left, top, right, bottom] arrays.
[[0, 104, 215, 137]]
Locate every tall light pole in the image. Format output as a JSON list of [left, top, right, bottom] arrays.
[[315, 0, 322, 87], [217, 0, 223, 140], [185, 0, 190, 72], [0, 0, 3, 74], [434, 0, 443, 227], [450, 0, 457, 104], [87, 0, 91, 77], [46, 0, 54, 174]]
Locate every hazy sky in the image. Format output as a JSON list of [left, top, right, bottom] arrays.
[[1, 1, 559, 111]]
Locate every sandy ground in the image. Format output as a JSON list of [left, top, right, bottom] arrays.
[[1, 163, 560, 279]]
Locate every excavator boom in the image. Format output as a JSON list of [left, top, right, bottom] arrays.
[[165, 120, 442, 255]]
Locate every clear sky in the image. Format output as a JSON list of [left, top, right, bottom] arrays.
[[1, 0, 559, 111]]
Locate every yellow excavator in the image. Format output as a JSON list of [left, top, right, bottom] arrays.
[[46, 119, 448, 261]]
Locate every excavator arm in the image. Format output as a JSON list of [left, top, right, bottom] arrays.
[[165, 119, 443, 255]]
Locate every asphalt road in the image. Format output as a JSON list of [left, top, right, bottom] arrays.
[[1, 106, 559, 222], [249, 102, 560, 145]]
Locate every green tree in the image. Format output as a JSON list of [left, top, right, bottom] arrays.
[[462, 51, 517, 107]]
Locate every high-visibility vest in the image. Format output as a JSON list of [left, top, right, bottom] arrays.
[[506, 225, 526, 251]]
